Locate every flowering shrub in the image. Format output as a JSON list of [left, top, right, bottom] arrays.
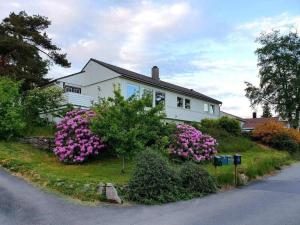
[[54, 109, 105, 163], [252, 120, 300, 144], [169, 124, 217, 162]]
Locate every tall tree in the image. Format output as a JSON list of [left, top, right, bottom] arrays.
[[0, 11, 70, 91], [245, 30, 300, 129], [261, 102, 272, 118]]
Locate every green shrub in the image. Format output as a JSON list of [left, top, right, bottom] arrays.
[[200, 119, 219, 129], [23, 86, 65, 126], [218, 117, 241, 135], [270, 133, 299, 154], [179, 162, 217, 194], [200, 117, 241, 136], [0, 77, 25, 139], [127, 150, 181, 204]]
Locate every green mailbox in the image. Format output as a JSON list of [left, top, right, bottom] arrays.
[[213, 156, 222, 167]]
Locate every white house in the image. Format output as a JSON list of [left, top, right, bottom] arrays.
[[47, 58, 222, 122]]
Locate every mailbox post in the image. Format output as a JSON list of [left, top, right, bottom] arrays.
[[233, 154, 242, 186]]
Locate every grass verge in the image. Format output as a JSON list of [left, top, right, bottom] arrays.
[[0, 136, 294, 203]]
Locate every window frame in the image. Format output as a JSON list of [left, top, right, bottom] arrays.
[[64, 85, 81, 94], [185, 98, 191, 109], [126, 83, 140, 99], [155, 91, 166, 106], [142, 88, 153, 107], [204, 103, 209, 112], [177, 96, 184, 108]]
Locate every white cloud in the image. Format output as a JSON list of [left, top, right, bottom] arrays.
[[236, 13, 300, 36]]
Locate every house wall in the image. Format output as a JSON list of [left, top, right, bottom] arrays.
[[118, 78, 220, 122], [53, 61, 221, 122], [55, 60, 120, 87]]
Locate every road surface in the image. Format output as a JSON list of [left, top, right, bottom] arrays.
[[1, 163, 300, 225]]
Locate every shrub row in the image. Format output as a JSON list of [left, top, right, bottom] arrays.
[[252, 121, 300, 153], [127, 151, 217, 204]]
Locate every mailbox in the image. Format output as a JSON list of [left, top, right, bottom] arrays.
[[220, 155, 228, 165], [213, 156, 222, 167], [226, 155, 233, 164], [233, 154, 242, 165]]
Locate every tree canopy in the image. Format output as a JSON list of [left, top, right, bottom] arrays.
[[0, 11, 70, 91], [245, 30, 300, 129], [261, 102, 272, 118]]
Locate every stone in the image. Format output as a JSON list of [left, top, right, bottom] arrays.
[[238, 173, 248, 186], [97, 182, 105, 195], [105, 183, 122, 204]]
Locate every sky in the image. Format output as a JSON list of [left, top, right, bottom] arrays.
[[1, 0, 299, 118]]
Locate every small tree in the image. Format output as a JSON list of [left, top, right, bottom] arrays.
[[0, 77, 25, 139], [91, 88, 165, 172], [23, 86, 65, 126], [261, 102, 272, 118]]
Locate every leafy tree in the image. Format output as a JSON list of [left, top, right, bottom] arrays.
[[261, 102, 272, 118], [91, 87, 165, 172], [0, 77, 25, 139], [245, 30, 300, 129], [23, 86, 65, 126], [0, 11, 70, 91]]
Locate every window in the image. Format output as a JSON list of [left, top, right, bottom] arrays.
[[127, 84, 139, 99], [142, 88, 153, 107], [209, 104, 215, 114], [155, 91, 165, 106], [204, 103, 209, 112], [185, 98, 191, 109], [64, 85, 81, 94], [177, 97, 183, 108]]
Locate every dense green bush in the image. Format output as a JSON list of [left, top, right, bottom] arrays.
[[0, 77, 25, 139], [23, 86, 65, 126], [179, 162, 217, 194], [127, 150, 218, 204], [270, 133, 299, 154], [218, 117, 241, 136], [127, 151, 181, 204], [200, 117, 241, 136]]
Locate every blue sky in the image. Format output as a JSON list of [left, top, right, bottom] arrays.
[[1, 0, 299, 117]]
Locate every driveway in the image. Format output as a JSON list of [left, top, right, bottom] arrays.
[[1, 163, 300, 225]]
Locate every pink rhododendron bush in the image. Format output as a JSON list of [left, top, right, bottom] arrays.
[[54, 109, 105, 163], [169, 124, 217, 162]]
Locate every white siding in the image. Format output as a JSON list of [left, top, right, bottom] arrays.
[[57, 60, 120, 87], [118, 78, 220, 122], [53, 61, 221, 122], [64, 92, 96, 108]]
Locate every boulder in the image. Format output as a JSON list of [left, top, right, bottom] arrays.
[[106, 183, 122, 204], [238, 173, 249, 186], [97, 182, 105, 195]]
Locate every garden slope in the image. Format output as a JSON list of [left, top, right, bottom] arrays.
[[0, 135, 292, 202]]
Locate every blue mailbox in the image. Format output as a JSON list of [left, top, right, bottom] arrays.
[[234, 154, 242, 165], [220, 155, 228, 165], [226, 155, 233, 164]]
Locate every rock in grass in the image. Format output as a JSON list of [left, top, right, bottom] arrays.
[[97, 182, 105, 195], [106, 183, 122, 204], [238, 173, 248, 186]]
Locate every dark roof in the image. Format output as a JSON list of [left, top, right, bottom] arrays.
[[243, 117, 280, 129], [90, 58, 222, 104]]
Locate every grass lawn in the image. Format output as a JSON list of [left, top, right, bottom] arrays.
[[0, 137, 294, 203], [0, 141, 133, 202]]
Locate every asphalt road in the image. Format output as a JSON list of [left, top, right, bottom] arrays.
[[1, 163, 300, 225]]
